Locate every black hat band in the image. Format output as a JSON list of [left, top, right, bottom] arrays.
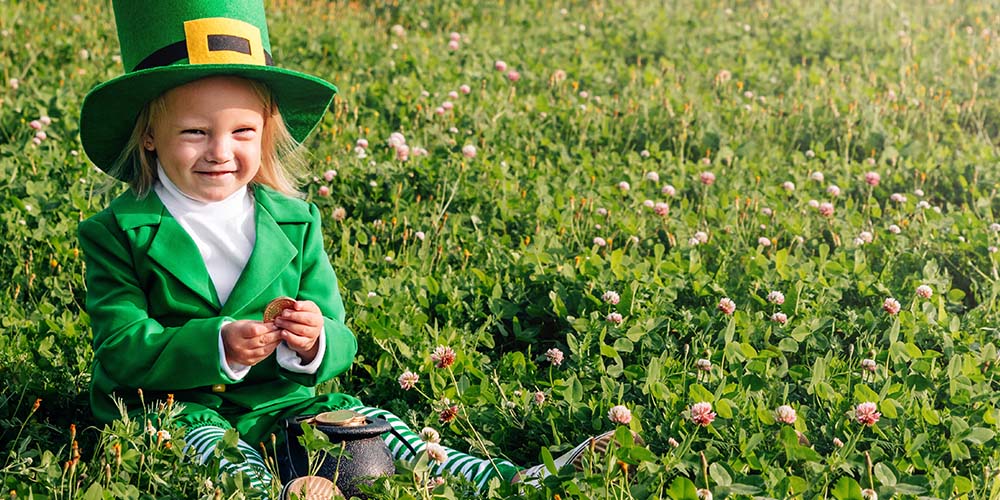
[[133, 17, 274, 72]]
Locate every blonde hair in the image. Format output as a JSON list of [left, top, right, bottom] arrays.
[[110, 77, 307, 198]]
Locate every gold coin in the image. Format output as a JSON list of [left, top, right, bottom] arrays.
[[283, 476, 341, 499], [314, 410, 367, 427], [264, 296, 296, 322]]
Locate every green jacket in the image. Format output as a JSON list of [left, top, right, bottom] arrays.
[[78, 184, 358, 425]]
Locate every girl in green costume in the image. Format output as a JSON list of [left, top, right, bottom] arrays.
[[78, 1, 619, 497]]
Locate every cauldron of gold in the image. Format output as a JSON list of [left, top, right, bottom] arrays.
[[279, 410, 395, 499]]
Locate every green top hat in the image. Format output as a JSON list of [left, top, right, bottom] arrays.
[[80, 0, 337, 177]]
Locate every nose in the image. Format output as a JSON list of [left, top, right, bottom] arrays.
[[206, 135, 235, 163]]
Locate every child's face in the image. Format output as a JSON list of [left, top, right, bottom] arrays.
[[144, 76, 265, 202]]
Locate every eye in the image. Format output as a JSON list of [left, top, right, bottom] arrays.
[[234, 127, 257, 134], [181, 129, 206, 136]]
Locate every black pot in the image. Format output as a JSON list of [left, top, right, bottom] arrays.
[[278, 414, 397, 499]]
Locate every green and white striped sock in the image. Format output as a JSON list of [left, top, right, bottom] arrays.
[[185, 424, 273, 491], [349, 405, 520, 490]]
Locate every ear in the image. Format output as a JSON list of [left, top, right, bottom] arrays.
[[142, 133, 155, 151]]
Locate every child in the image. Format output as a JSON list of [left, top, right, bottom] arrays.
[[78, 1, 622, 498]]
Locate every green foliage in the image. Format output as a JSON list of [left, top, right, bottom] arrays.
[[4, 0, 1000, 498]]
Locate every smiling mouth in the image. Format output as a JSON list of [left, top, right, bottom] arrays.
[[196, 171, 236, 177]]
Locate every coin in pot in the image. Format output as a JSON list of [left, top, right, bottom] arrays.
[[315, 410, 368, 427], [264, 296, 296, 322]]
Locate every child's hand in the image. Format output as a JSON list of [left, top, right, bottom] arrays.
[[222, 320, 282, 366], [273, 300, 324, 364]]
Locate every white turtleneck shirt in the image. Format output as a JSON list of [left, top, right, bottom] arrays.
[[154, 164, 324, 378]]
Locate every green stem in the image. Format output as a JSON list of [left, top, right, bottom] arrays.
[[700, 451, 710, 490], [864, 451, 875, 490], [448, 370, 505, 480]]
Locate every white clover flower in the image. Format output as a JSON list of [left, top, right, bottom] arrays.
[[717, 297, 736, 315], [861, 358, 877, 372], [419, 427, 441, 444], [545, 348, 564, 366], [775, 405, 796, 424], [607, 405, 632, 424], [424, 442, 448, 464], [398, 370, 419, 390], [388, 132, 406, 148], [883, 297, 901, 315]]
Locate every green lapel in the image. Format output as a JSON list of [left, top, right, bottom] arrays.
[[148, 213, 221, 308], [113, 190, 220, 309]]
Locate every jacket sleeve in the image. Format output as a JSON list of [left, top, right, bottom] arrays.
[[278, 203, 357, 386], [79, 215, 241, 391]]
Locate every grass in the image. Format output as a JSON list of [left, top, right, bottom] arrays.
[[2, 0, 1000, 498]]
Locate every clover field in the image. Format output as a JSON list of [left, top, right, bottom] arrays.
[[3, 0, 1000, 498]]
